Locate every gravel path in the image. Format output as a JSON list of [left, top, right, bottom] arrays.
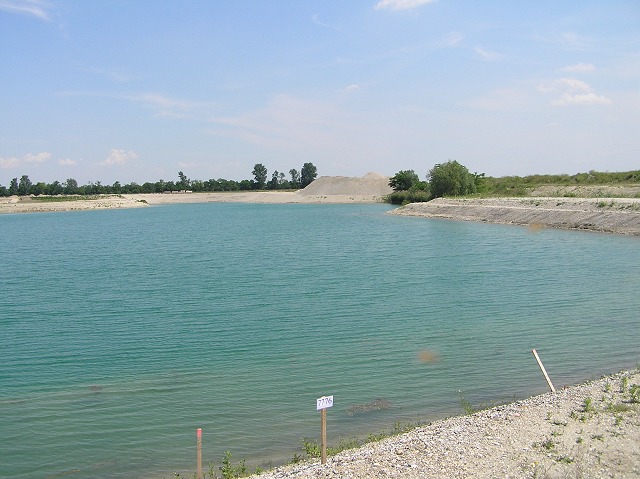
[[249, 370, 640, 479], [390, 197, 640, 236]]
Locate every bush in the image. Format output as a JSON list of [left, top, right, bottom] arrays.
[[386, 189, 431, 205]]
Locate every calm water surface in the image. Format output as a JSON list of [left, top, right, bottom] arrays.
[[1, 203, 639, 478]]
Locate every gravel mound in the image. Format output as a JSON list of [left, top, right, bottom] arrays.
[[298, 173, 393, 196]]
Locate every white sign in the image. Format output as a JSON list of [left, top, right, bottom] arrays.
[[316, 395, 334, 410]]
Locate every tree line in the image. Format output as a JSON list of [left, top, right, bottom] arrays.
[[387, 161, 640, 204], [0, 162, 318, 197]]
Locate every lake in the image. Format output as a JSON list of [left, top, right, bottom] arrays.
[[1, 202, 638, 478]]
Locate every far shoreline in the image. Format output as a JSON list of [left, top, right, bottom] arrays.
[[3, 192, 640, 237], [0, 191, 390, 215]]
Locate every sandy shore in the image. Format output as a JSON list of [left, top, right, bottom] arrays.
[[125, 191, 390, 205], [249, 370, 640, 479], [391, 197, 640, 236], [0, 191, 389, 214]]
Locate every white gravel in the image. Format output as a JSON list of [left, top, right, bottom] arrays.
[[249, 370, 640, 479], [390, 197, 640, 236]]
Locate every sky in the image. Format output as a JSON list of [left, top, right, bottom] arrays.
[[1, 0, 639, 185]]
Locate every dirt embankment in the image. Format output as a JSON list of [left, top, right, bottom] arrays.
[[391, 197, 640, 235]]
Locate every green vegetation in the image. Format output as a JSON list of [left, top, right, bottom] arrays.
[[296, 422, 416, 462], [388, 170, 421, 191], [0, 163, 318, 198], [582, 397, 596, 414], [384, 163, 640, 205], [428, 160, 478, 198], [220, 451, 247, 479], [31, 195, 105, 202]]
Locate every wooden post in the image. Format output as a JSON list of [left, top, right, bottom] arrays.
[[196, 428, 202, 479], [316, 395, 333, 465], [531, 349, 556, 392], [320, 408, 327, 465]]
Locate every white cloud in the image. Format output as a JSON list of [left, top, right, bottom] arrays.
[[475, 46, 502, 62], [103, 149, 138, 166], [554, 93, 611, 106], [466, 89, 530, 111], [0, 151, 50, 168], [561, 32, 591, 50], [443, 31, 463, 47], [25, 151, 51, 163], [58, 158, 77, 166], [177, 161, 199, 169], [311, 14, 341, 31], [556, 78, 591, 92], [0, 0, 51, 21], [374, 0, 437, 11], [538, 78, 611, 107], [59, 91, 206, 119], [0, 156, 20, 168], [560, 63, 595, 73], [343, 84, 361, 93], [208, 94, 390, 160]]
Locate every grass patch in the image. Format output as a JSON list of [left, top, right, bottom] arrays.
[[297, 421, 417, 463], [32, 195, 103, 202], [582, 397, 596, 414], [541, 439, 555, 451]]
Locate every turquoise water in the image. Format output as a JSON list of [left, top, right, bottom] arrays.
[[1, 203, 639, 478]]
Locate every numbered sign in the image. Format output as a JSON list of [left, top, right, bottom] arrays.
[[316, 395, 334, 410]]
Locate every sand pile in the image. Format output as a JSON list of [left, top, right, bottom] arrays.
[[298, 172, 393, 196]]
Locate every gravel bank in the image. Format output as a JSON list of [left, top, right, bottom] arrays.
[[390, 197, 640, 235], [249, 370, 640, 479]]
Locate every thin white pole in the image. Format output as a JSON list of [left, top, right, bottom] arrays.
[[531, 349, 556, 392]]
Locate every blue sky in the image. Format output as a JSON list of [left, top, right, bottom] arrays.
[[1, 0, 639, 185]]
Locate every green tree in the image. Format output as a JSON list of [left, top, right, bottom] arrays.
[[289, 168, 300, 188], [18, 175, 32, 195], [64, 178, 79, 194], [268, 170, 280, 190], [238, 179, 253, 190], [252, 163, 267, 189], [190, 179, 204, 192], [389, 170, 420, 191], [428, 160, 477, 198], [9, 177, 19, 195], [47, 180, 64, 195], [141, 182, 155, 193], [85, 181, 103, 195], [123, 182, 141, 194], [0, 184, 8, 196], [300, 162, 317, 188], [31, 182, 46, 195], [177, 171, 190, 190]]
